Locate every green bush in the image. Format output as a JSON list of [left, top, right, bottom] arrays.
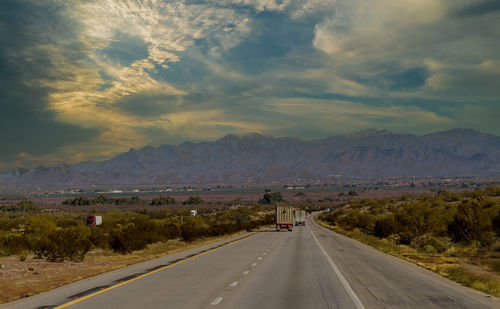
[[411, 235, 451, 254], [39, 225, 92, 262], [448, 200, 480, 242], [180, 216, 205, 242], [0, 232, 27, 256], [422, 244, 437, 254], [110, 216, 160, 254], [374, 215, 397, 238], [478, 231, 496, 248]]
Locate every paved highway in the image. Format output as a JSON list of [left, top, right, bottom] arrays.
[[2, 214, 498, 309]]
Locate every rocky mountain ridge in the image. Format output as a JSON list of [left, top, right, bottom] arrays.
[[1, 129, 498, 185]]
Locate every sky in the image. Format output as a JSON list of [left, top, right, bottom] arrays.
[[0, 0, 499, 171]]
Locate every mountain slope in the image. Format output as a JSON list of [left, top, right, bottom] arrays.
[[1, 129, 499, 185]]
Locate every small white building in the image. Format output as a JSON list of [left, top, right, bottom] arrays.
[[190, 210, 197, 216]]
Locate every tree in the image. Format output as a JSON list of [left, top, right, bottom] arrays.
[[93, 195, 110, 204], [183, 196, 203, 205], [258, 192, 284, 204], [151, 196, 177, 206]]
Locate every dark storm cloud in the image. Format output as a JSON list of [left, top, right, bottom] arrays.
[[453, 0, 500, 17], [0, 1, 100, 162]]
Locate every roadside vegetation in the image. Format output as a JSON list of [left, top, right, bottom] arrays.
[[317, 186, 500, 296], [1, 202, 273, 262], [0, 198, 274, 303]]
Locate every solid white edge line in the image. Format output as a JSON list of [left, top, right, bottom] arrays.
[[211, 297, 223, 305], [310, 230, 365, 309]]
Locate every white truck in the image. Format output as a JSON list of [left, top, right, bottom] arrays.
[[276, 206, 293, 231], [294, 210, 306, 226]]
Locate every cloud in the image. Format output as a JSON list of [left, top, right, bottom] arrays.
[[310, 0, 500, 101], [0, 1, 100, 165], [453, 0, 500, 17], [0, 0, 499, 171]]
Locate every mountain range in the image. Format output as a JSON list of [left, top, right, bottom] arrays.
[[1, 129, 499, 186]]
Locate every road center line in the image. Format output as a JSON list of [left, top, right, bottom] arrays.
[[53, 233, 256, 309], [211, 297, 223, 305], [310, 229, 365, 309]]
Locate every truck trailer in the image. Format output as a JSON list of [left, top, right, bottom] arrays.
[[276, 206, 293, 231], [294, 210, 306, 226], [86, 215, 102, 227]]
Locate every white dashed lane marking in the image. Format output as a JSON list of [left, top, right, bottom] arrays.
[[252, 263, 257, 267], [243, 270, 249, 275], [230, 281, 238, 287], [211, 297, 223, 305]]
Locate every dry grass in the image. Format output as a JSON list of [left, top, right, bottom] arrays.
[[0, 232, 246, 304], [316, 218, 500, 297]]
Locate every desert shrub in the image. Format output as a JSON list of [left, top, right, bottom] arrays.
[[24, 215, 58, 257], [180, 216, 207, 241], [478, 231, 496, 248], [38, 225, 92, 262], [422, 244, 437, 254], [0, 232, 27, 256], [89, 227, 110, 249], [394, 202, 432, 239], [157, 222, 180, 239], [110, 216, 160, 254], [374, 215, 397, 238], [448, 200, 481, 242], [56, 214, 80, 228], [411, 235, 452, 254], [493, 215, 500, 236]]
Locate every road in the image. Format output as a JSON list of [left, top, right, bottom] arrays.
[[2, 214, 498, 309]]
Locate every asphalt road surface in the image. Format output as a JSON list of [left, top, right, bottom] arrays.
[[2, 214, 498, 309]]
